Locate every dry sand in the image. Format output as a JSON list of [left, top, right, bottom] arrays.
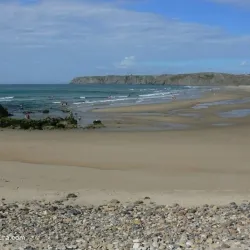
[[1, 88, 250, 206]]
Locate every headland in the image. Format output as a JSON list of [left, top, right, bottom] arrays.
[[71, 72, 250, 85]]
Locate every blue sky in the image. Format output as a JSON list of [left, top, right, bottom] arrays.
[[1, 0, 250, 83]]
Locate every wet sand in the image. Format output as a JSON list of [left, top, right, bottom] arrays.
[[1, 87, 250, 205], [92, 87, 250, 131]]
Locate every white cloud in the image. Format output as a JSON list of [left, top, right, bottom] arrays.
[[0, 0, 250, 83], [241, 61, 248, 66], [115, 56, 136, 68], [1, 0, 247, 49]]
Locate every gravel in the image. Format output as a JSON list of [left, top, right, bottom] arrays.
[[0, 195, 250, 250]]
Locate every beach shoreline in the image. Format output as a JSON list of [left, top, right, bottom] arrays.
[[1, 87, 250, 249], [1, 87, 250, 197]]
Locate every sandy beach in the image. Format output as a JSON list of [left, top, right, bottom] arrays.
[[1, 87, 250, 205], [1, 87, 250, 249]]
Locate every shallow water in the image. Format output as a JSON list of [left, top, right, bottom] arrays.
[[212, 123, 232, 127], [219, 109, 250, 118], [193, 98, 250, 110], [0, 84, 213, 119]]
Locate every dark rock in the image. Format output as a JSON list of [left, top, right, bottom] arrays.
[[109, 199, 120, 204], [69, 209, 81, 215], [66, 193, 78, 199], [42, 109, 50, 114], [24, 246, 37, 250], [0, 114, 77, 130], [50, 206, 58, 212], [134, 200, 144, 205], [93, 120, 102, 125], [85, 120, 105, 129], [0, 104, 9, 118]]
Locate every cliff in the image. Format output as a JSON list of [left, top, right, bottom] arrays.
[[70, 73, 250, 86]]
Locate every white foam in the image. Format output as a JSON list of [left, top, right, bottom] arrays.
[[185, 86, 199, 89], [139, 88, 156, 92], [80, 97, 86, 99], [139, 92, 171, 98], [139, 93, 158, 97], [117, 95, 128, 98], [53, 101, 61, 104], [0, 96, 14, 100], [73, 102, 85, 105], [85, 97, 131, 104]]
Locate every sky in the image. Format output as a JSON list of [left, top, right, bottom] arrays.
[[1, 0, 250, 83]]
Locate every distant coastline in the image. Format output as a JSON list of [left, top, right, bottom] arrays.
[[70, 72, 250, 86]]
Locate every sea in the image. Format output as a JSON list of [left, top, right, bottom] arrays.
[[0, 84, 216, 120]]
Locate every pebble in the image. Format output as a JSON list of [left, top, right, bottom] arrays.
[[66, 193, 78, 199], [0, 199, 249, 249]]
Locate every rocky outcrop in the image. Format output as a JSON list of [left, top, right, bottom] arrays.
[[0, 114, 77, 130], [0, 104, 10, 118], [70, 73, 250, 86]]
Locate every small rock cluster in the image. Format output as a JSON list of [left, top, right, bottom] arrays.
[[0, 196, 249, 250], [85, 120, 105, 129], [0, 114, 77, 130]]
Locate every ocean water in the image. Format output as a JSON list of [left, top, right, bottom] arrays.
[[0, 84, 211, 119]]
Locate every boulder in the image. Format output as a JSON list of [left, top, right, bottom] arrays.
[[0, 104, 9, 118], [93, 120, 102, 125], [42, 109, 50, 114]]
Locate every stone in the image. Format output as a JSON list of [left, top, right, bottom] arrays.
[[0, 200, 249, 250], [220, 243, 230, 248], [0, 104, 9, 118], [134, 200, 144, 205], [93, 120, 102, 125], [107, 244, 114, 250], [85, 120, 105, 129], [109, 199, 120, 204], [66, 193, 78, 199]]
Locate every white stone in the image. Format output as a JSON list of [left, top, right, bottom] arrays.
[[133, 243, 140, 249]]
